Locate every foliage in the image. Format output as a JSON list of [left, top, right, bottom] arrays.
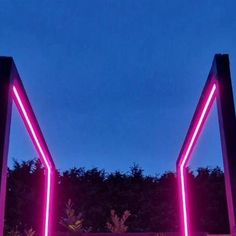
[[24, 228, 36, 236], [7, 227, 36, 236], [107, 209, 131, 233], [59, 199, 84, 232], [7, 229, 20, 236], [6, 159, 230, 234]]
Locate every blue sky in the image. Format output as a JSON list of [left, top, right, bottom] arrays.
[[1, 0, 236, 174]]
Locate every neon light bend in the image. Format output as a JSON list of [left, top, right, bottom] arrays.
[[12, 84, 53, 236], [178, 83, 216, 236]]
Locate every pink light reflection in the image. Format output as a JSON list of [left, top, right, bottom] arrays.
[[178, 83, 217, 236], [12, 84, 53, 236]]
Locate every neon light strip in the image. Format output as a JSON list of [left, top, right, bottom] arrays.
[[178, 83, 216, 236], [12, 85, 52, 236]]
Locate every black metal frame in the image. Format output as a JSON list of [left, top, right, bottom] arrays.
[[0, 57, 14, 235], [177, 54, 236, 235], [0, 57, 55, 235]]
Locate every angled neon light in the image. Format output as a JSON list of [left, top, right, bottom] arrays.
[[0, 57, 55, 236], [177, 55, 236, 236], [177, 81, 217, 236], [12, 81, 54, 236]]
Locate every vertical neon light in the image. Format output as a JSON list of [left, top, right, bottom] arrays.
[[12, 82, 54, 236], [177, 82, 217, 236]]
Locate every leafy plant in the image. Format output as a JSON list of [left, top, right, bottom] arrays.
[[24, 228, 36, 236], [107, 209, 131, 233], [7, 227, 36, 236], [7, 229, 20, 236], [60, 199, 84, 232]]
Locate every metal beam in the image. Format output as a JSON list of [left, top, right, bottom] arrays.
[[215, 54, 236, 236], [177, 54, 236, 236], [0, 57, 13, 235]]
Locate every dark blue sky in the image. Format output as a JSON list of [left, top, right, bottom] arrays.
[[1, 1, 236, 174]]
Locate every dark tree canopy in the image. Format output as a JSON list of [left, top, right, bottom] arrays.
[[5, 160, 229, 234]]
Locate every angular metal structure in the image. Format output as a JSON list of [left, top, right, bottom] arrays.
[[177, 54, 236, 236], [0, 57, 55, 236]]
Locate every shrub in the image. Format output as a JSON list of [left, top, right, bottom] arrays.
[[60, 199, 84, 232], [107, 209, 131, 233]]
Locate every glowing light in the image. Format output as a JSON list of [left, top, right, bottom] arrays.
[[177, 83, 217, 236], [12, 83, 54, 236]]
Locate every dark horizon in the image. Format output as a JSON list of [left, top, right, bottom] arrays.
[[6, 159, 229, 234]]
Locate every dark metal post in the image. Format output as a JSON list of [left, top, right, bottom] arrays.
[[215, 54, 236, 236], [0, 57, 13, 235]]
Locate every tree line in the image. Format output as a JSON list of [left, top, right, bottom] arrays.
[[5, 159, 229, 234]]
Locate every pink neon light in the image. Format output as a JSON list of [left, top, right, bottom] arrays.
[[177, 83, 217, 236], [12, 83, 54, 236]]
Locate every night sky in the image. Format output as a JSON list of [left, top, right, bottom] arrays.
[[1, 1, 236, 175]]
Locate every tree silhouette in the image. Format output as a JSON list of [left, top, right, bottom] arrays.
[[5, 160, 230, 234]]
